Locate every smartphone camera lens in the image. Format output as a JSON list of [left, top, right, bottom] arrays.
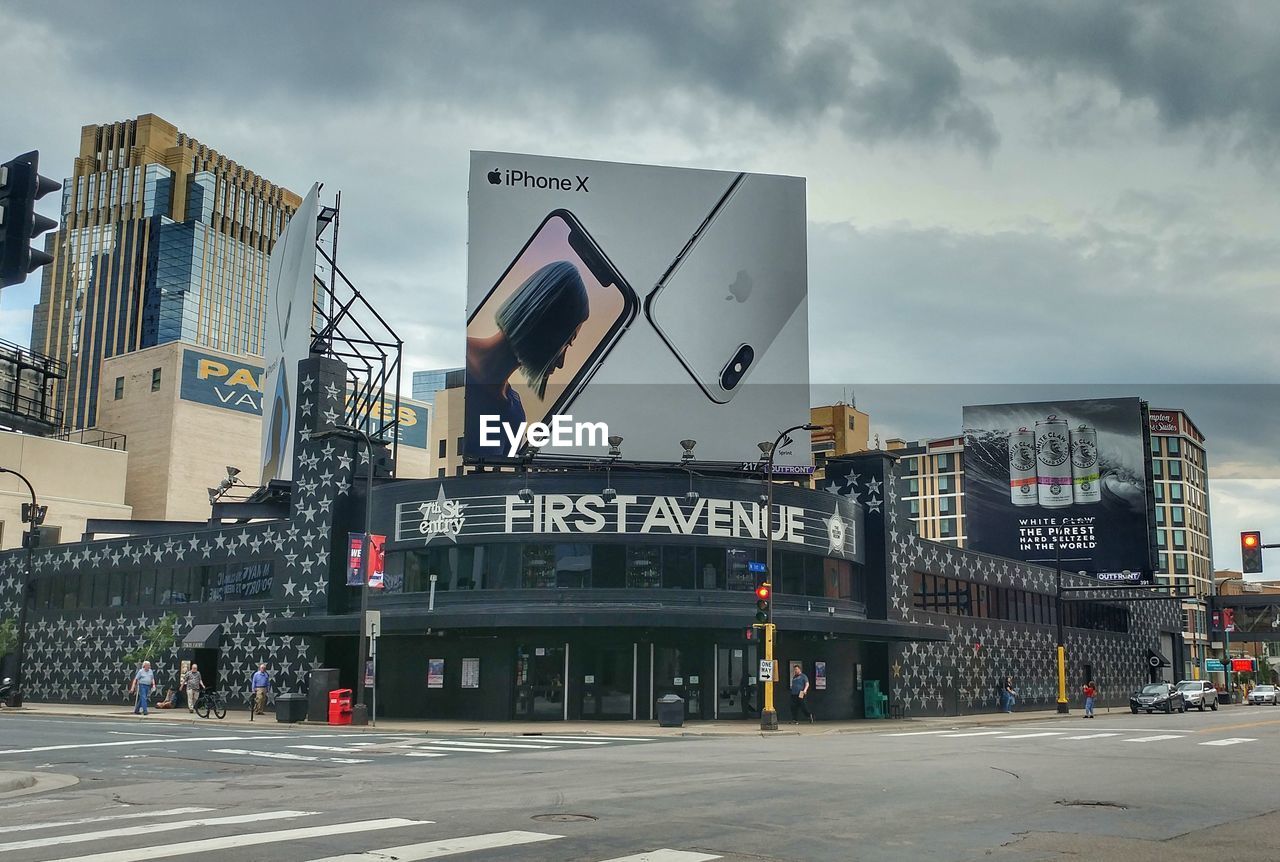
[[720, 344, 754, 392]]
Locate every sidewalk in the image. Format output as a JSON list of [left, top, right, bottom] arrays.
[[1, 700, 1104, 737]]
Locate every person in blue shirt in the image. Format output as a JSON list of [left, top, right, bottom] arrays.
[[790, 664, 813, 724], [129, 661, 156, 715], [251, 664, 271, 715]]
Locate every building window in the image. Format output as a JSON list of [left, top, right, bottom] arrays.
[[1167, 437, 1181, 456], [1172, 506, 1185, 526], [1168, 460, 1182, 480], [113, 377, 124, 400], [1152, 459, 1163, 478], [939, 496, 956, 515], [150, 367, 162, 391], [1173, 530, 1186, 550], [937, 474, 954, 493], [1153, 483, 1164, 502], [907, 478, 919, 496], [908, 499, 919, 516], [1169, 484, 1183, 502], [438, 439, 446, 458], [902, 457, 918, 476], [939, 518, 957, 538], [1155, 507, 1165, 525], [1150, 436, 1162, 456], [1174, 554, 1188, 575], [935, 453, 955, 472]]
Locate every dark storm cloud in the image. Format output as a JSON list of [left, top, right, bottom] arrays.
[[939, 1, 1280, 153], [807, 219, 1280, 384]]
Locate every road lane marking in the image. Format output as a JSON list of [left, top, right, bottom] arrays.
[[0, 811, 314, 852], [997, 732, 1063, 740], [401, 752, 449, 758], [598, 852, 722, 862], [937, 731, 1007, 738], [530, 735, 656, 741], [1124, 735, 1183, 743], [306, 830, 563, 861], [471, 737, 612, 746], [1009, 726, 1190, 733], [211, 748, 371, 764], [51, 818, 432, 862], [1199, 738, 1258, 746], [399, 744, 510, 754], [0, 807, 212, 834], [291, 745, 368, 754], [398, 740, 556, 750], [882, 730, 956, 737], [1061, 733, 1119, 740], [0, 735, 283, 755]]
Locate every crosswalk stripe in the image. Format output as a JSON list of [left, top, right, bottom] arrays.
[[1199, 738, 1258, 746], [1125, 735, 1183, 744], [937, 731, 1007, 738], [0, 735, 273, 756], [399, 744, 510, 754], [0, 810, 315, 852], [532, 735, 655, 742], [291, 745, 368, 754], [402, 740, 556, 750], [402, 752, 450, 758], [597, 851, 722, 862], [997, 732, 1063, 740], [882, 730, 955, 737], [0, 807, 213, 835], [1061, 733, 1119, 740], [211, 748, 371, 764], [52, 818, 432, 862], [305, 830, 563, 861]]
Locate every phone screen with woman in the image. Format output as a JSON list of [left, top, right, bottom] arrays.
[[465, 210, 636, 460]]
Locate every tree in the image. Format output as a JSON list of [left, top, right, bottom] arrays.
[[0, 617, 15, 659], [121, 613, 179, 668]]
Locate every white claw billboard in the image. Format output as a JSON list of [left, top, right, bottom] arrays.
[[465, 152, 810, 466]]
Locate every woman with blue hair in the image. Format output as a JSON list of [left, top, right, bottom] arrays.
[[466, 260, 590, 454]]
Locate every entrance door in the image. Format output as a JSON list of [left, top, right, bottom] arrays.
[[717, 644, 758, 719], [654, 645, 706, 719], [515, 645, 566, 720], [580, 644, 633, 720]]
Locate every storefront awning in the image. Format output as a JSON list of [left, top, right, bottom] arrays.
[[182, 624, 222, 649]]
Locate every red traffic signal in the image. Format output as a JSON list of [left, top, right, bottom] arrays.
[[755, 583, 771, 601], [1241, 531, 1264, 574]]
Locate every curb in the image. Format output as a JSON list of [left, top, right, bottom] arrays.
[[0, 773, 36, 794]]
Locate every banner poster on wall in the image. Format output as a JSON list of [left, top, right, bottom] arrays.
[[427, 659, 445, 689], [346, 533, 365, 587], [465, 152, 811, 466], [962, 397, 1157, 579], [815, 661, 827, 691]]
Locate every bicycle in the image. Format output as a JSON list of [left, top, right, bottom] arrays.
[[194, 689, 227, 720]]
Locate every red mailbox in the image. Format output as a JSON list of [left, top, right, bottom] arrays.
[[328, 688, 353, 725]]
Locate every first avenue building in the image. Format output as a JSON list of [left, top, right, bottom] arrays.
[[0, 356, 1182, 720]]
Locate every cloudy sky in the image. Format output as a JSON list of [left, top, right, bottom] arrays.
[[1, 1, 1276, 570]]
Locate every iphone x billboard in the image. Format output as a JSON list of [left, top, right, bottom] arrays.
[[465, 152, 810, 465]]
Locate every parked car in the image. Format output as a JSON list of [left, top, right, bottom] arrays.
[[1176, 680, 1218, 711], [1247, 685, 1278, 705], [1130, 682, 1186, 714]]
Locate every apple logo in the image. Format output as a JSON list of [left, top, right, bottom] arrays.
[[487, 169, 502, 185], [725, 270, 754, 303]]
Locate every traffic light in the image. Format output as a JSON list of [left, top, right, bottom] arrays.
[[0, 151, 61, 288], [754, 582, 771, 624], [1242, 531, 1264, 574], [21, 503, 47, 525]]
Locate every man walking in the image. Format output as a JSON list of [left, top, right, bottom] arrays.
[[184, 663, 205, 714], [790, 663, 813, 724], [130, 661, 156, 716], [252, 664, 271, 715], [1082, 679, 1097, 718]]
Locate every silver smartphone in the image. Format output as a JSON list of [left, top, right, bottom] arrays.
[[644, 172, 807, 403]]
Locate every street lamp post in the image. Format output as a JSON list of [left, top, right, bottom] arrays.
[[759, 422, 819, 732], [307, 424, 381, 726], [0, 467, 38, 708], [1217, 575, 1242, 701]]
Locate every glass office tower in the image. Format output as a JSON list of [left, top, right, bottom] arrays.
[[30, 114, 301, 429]]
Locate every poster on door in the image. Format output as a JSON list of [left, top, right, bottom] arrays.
[[427, 659, 445, 688]]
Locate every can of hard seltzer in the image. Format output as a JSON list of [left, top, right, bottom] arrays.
[[1070, 424, 1101, 504], [1008, 428, 1038, 506], [1035, 417, 1073, 507]]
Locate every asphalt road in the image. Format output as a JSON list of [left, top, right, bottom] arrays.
[[2, 706, 1279, 862]]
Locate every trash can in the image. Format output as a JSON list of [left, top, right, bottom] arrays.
[[656, 693, 685, 727], [328, 688, 353, 726], [275, 693, 307, 723]]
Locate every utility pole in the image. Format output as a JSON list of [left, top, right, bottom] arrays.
[[1055, 544, 1068, 714]]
